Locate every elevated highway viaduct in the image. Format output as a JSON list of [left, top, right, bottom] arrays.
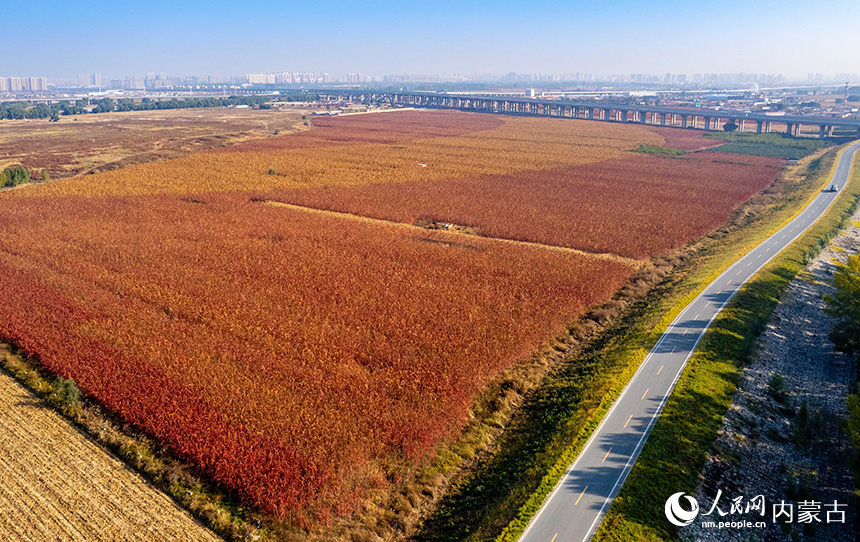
[[320, 91, 860, 138]]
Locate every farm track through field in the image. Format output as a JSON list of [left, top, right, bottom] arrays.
[[0, 349, 221, 542], [261, 200, 646, 268]]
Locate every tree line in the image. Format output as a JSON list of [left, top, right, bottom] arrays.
[[0, 94, 317, 120]]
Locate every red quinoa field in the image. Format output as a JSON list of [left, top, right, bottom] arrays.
[[0, 110, 783, 524]]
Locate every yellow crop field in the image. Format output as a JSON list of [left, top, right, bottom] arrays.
[[20, 111, 663, 198]]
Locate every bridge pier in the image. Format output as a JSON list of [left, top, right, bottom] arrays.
[[681, 115, 688, 128], [588, 107, 595, 120], [756, 121, 763, 134]]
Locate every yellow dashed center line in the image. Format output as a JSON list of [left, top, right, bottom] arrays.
[[602, 448, 612, 462], [641, 388, 650, 400], [683, 329, 688, 335], [657, 365, 664, 375], [551, 534, 558, 542], [624, 414, 634, 428], [575, 487, 588, 506]]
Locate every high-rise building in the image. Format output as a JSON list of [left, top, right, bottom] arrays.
[[0, 76, 47, 92], [27, 77, 47, 91], [123, 76, 145, 89], [78, 74, 102, 88]]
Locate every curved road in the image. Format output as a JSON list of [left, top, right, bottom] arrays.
[[519, 140, 860, 542]]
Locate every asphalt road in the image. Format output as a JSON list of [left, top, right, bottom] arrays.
[[518, 140, 860, 542]]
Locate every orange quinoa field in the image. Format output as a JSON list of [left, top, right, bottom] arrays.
[[0, 110, 783, 523]]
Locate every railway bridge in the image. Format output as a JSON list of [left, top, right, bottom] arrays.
[[322, 91, 860, 138]]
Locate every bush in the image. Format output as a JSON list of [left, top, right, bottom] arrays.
[[53, 377, 82, 407], [2, 165, 30, 187], [768, 374, 789, 404]]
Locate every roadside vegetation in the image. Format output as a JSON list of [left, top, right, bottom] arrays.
[[824, 250, 860, 526], [593, 147, 860, 541], [704, 131, 832, 159]]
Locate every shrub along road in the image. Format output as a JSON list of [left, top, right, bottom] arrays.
[[518, 140, 860, 542]]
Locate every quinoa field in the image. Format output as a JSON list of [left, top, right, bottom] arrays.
[[0, 110, 784, 526]]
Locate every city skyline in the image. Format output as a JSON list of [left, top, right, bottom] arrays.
[[3, 0, 859, 81]]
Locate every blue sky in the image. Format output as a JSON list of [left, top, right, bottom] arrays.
[[2, 0, 859, 79]]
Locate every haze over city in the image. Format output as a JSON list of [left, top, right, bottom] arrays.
[[4, 0, 860, 80]]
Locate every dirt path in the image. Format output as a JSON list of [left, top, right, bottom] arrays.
[[0, 368, 222, 542], [261, 200, 646, 269], [682, 209, 860, 542]]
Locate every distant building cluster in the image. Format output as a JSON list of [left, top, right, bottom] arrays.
[[823, 72, 859, 83], [0, 76, 48, 92], [245, 72, 332, 85], [12, 69, 860, 95]]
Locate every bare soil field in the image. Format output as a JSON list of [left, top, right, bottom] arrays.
[[0, 107, 308, 179], [0, 356, 222, 541]]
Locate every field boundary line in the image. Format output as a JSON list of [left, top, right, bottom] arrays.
[[260, 199, 646, 268]]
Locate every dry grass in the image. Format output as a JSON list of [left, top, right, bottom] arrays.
[[0, 107, 308, 179]]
